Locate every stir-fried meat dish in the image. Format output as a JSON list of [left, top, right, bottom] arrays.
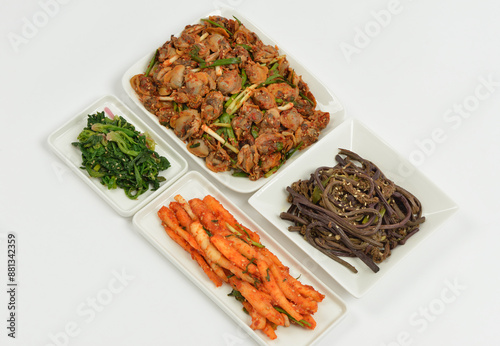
[[131, 16, 330, 180]]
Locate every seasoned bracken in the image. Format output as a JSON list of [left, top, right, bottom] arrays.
[[280, 149, 425, 273]]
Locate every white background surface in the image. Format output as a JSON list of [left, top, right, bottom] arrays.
[[1, 0, 499, 345]]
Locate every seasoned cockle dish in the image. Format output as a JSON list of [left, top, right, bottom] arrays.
[[130, 16, 330, 180]]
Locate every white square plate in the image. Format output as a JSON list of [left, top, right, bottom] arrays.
[[47, 95, 188, 217], [249, 119, 458, 298], [121, 8, 345, 194], [132, 171, 347, 345]]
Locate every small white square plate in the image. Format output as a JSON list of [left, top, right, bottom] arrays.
[[121, 8, 345, 194], [47, 95, 188, 217], [249, 119, 458, 298], [132, 171, 347, 345]]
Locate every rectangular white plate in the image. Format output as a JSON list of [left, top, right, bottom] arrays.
[[132, 171, 347, 346], [121, 8, 345, 194], [249, 119, 459, 298], [47, 95, 188, 217]]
